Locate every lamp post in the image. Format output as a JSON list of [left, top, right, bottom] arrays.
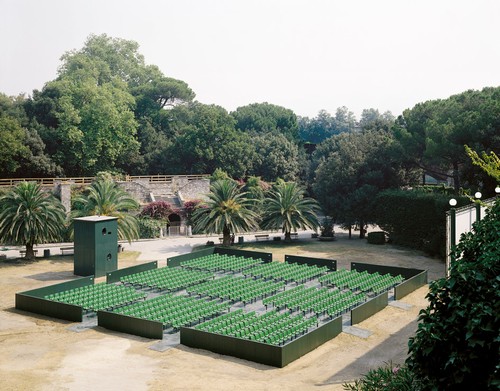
[[496, 186, 500, 196], [447, 198, 457, 276], [474, 191, 482, 222], [449, 198, 457, 249]]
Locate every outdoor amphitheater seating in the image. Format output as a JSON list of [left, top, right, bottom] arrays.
[[119, 266, 212, 291], [112, 293, 229, 330], [318, 269, 404, 294], [195, 309, 318, 346], [263, 285, 367, 318], [180, 253, 263, 273], [44, 282, 146, 312], [186, 275, 285, 304], [242, 261, 329, 283]]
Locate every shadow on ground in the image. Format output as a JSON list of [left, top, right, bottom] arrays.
[[319, 320, 417, 386]]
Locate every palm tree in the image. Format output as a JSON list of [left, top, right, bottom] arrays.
[[192, 179, 258, 246], [261, 181, 321, 242], [71, 180, 140, 242], [0, 182, 66, 259]]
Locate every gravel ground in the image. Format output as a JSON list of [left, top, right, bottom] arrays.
[[0, 230, 445, 391]]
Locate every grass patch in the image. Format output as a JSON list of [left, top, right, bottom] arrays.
[[118, 251, 141, 261]]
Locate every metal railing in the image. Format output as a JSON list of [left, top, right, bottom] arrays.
[[0, 174, 210, 187], [0, 177, 94, 187]]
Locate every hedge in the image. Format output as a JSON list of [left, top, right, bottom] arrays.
[[374, 189, 468, 258]]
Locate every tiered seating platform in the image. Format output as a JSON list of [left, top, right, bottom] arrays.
[[15, 247, 428, 367]]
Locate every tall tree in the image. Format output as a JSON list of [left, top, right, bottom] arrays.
[[261, 182, 320, 241], [26, 34, 195, 176], [359, 108, 394, 131], [251, 132, 300, 182], [0, 93, 59, 177], [232, 102, 299, 140], [313, 129, 417, 238], [191, 179, 258, 246], [29, 66, 140, 175], [0, 115, 28, 176], [393, 87, 500, 192], [167, 103, 255, 177], [71, 180, 140, 242], [298, 107, 358, 144], [0, 182, 66, 259]]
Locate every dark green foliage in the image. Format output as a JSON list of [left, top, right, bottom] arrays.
[[313, 129, 417, 238], [375, 189, 468, 257], [232, 102, 299, 140], [407, 199, 500, 390], [367, 231, 385, 245], [320, 217, 335, 238], [137, 216, 163, 239], [251, 131, 300, 181], [343, 362, 418, 391], [393, 87, 500, 192]]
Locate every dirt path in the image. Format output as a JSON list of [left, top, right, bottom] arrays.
[[0, 235, 444, 390]]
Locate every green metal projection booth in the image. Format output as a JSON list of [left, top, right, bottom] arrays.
[[73, 216, 118, 278]]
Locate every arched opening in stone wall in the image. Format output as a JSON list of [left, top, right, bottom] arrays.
[[168, 213, 182, 235]]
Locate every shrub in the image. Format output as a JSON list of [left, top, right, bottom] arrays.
[[367, 231, 385, 245], [320, 217, 335, 238], [138, 217, 163, 239], [343, 362, 417, 391], [140, 201, 173, 220], [183, 199, 203, 226], [407, 199, 500, 390]]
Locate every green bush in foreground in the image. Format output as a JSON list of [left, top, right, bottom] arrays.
[[407, 199, 500, 390], [343, 362, 417, 391]]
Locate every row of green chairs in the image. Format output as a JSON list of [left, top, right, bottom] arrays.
[[263, 285, 367, 318], [319, 269, 404, 294], [195, 309, 318, 346], [187, 275, 284, 304], [180, 254, 262, 273], [113, 293, 229, 330], [45, 282, 146, 312], [243, 261, 329, 283], [120, 266, 212, 291]]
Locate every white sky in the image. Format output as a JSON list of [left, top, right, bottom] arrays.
[[1, 0, 499, 118]]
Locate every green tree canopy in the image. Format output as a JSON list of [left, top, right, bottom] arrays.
[[313, 129, 417, 238], [191, 179, 258, 245], [26, 34, 195, 176], [393, 87, 500, 191], [251, 131, 300, 182], [232, 102, 299, 140], [0, 93, 59, 177], [168, 103, 255, 178], [0, 182, 66, 259], [261, 182, 320, 241], [0, 115, 28, 176]]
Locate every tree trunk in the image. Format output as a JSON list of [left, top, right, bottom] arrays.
[[222, 225, 231, 246], [25, 243, 36, 260], [452, 161, 460, 193], [348, 225, 352, 239], [284, 231, 291, 242]]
